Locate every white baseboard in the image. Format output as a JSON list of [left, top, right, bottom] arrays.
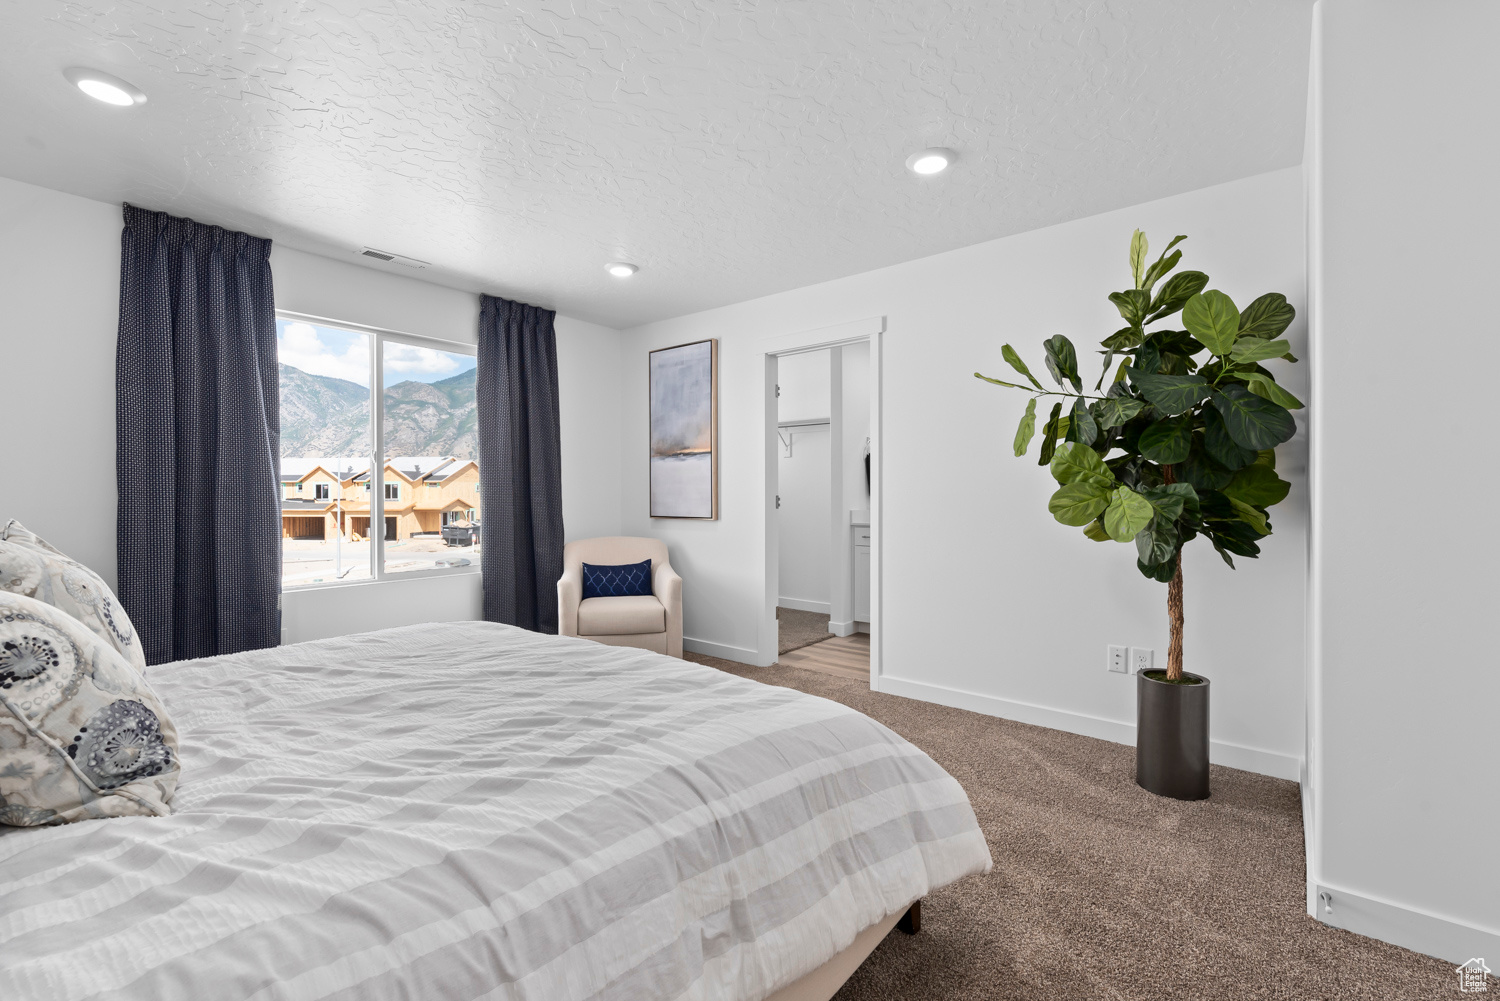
[[777, 597, 831, 614], [855, 620, 870, 635], [1313, 883, 1500, 965], [683, 636, 760, 665], [874, 674, 1301, 781], [828, 619, 857, 637]]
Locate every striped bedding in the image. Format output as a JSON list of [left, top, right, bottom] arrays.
[[0, 621, 991, 1001]]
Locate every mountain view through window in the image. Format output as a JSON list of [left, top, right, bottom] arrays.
[[277, 318, 480, 587]]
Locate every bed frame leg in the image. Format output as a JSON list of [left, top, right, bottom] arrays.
[[897, 899, 921, 935]]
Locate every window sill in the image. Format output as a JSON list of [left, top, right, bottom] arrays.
[[283, 566, 482, 593]]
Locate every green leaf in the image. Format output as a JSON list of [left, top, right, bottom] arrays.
[[1149, 329, 1205, 358], [1182, 290, 1240, 356], [1001, 344, 1046, 391], [1142, 236, 1188, 291], [1196, 489, 1236, 521], [1108, 289, 1152, 327], [1141, 249, 1182, 294], [1243, 372, 1305, 410], [1211, 384, 1297, 450], [1012, 397, 1037, 457], [1049, 481, 1111, 526], [1228, 497, 1270, 535], [1130, 229, 1148, 288], [1049, 441, 1114, 488], [1224, 463, 1291, 507], [1104, 486, 1155, 542], [1082, 518, 1112, 542], [1180, 445, 1234, 490], [1255, 449, 1277, 470], [1037, 402, 1063, 465], [1141, 482, 1200, 522], [1127, 368, 1209, 415], [975, 372, 1031, 390], [1070, 396, 1098, 446], [1138, 553, 1179, 582], [1203, 404, 1258, 470], [1137, 415, 1194, 464], [1135, 515, 1180, 567], [1101, 326, 1144, 351], [1210, 520, 1263, 558], [1043, 335, 1082, 393], [1134, 340, 1162, 379], [1146, 270, 1209, 321], [1238, 292, 1296, 339], [1095, 396, 1146, 429], [1230, 338, 1292, 365], [1210, 540, 1236, 568]]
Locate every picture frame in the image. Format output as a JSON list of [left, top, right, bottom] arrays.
[[649, 338, 719, 519]]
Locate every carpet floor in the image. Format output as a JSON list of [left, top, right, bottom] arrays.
[[685, 653, 1451, 1000], [776, 606, 832, 654]]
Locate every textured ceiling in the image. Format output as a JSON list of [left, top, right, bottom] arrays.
[[0, 1, 1313, 328]]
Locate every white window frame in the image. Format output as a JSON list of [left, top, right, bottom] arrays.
[[276, 310, 480, 589]]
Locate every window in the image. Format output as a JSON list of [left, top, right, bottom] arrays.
[[382, 338, 480, 575], [276, 314, 479, 588]]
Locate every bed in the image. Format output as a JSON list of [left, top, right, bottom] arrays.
[[0, 621, 991, 1001]]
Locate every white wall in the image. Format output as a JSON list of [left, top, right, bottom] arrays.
[[621, 166, 1308, 779], [0, 176, 122, 584], [0, 176, 623, 644], [776, 351, 832, 610], [1306, 0, 1500, 962]]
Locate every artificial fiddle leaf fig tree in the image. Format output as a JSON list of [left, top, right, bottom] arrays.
[[976, 230, 1301, 684]]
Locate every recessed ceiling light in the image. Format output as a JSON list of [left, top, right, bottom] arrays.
[[63, 67, 147, 107], [905, 147, 955, 176], [606, 262, 638, 278]]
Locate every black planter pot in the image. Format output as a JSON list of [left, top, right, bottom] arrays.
[[1136, 670, 1210, 800]]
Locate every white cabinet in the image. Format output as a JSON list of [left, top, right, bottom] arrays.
[[853, 524, 871, 622]]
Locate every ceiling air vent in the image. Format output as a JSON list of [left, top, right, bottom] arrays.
[[358, 247, 430, 269]]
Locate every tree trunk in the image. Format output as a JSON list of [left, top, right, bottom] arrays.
[[1163, 464, 1184, 680], [1166, 555, 1184, 680]]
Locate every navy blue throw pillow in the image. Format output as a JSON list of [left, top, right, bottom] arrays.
[[581, 559, 653, 599]]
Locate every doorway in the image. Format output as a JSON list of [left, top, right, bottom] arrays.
[[762, 317, 882, 684]]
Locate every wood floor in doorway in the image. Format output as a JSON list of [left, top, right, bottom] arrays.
[[779, 632, 870, 682]]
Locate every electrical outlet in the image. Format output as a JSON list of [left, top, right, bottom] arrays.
[[1131, 647, 1154, 673], [1107, 644, 1129, 674]]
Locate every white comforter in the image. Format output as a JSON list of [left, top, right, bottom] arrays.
[[0, 622, 991, 1001]]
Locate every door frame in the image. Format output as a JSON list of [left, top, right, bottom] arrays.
[[760, 316, 884, 688]]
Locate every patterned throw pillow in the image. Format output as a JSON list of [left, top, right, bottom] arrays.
[[0, 590, 178, 826], [581, 559, 653, 599], [0, 520, 147, 674]]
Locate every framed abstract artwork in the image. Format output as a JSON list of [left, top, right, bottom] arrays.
[[649, 338, 718, 519]]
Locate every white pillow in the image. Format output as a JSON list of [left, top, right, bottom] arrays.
[[0, 519, 147, 674], [0, 590, 178, 826]]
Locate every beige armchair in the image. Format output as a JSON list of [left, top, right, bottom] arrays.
[[558, 537, 683, 657]]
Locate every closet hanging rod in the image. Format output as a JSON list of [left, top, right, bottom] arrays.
[[777, 418, 831, 429]]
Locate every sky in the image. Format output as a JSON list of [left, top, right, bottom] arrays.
[[276, 319, 476, 388]]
